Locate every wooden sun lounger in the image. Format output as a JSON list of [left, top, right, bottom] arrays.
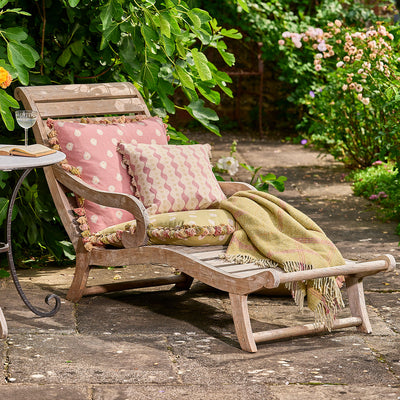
[[14, 82, 396, 352]]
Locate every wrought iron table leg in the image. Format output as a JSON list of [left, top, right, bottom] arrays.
[[6, 167, 60, 317]]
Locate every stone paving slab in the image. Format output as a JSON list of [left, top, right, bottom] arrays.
[[267, 385, 400, 400], [92, 384, 273, 400], [169, 332, 398, 386], [0, 283, 74, 334], [6, 333, 177, 385], [1, 135, 399, 398], [0, 384, 89, 399]]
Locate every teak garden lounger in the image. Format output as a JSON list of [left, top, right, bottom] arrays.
[[14, 83, 396, 352]]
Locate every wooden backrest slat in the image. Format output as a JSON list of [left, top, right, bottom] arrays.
[[36, 98, 148, 119], [17, 82, 140, 102]]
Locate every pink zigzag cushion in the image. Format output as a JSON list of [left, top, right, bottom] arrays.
[[49, 117, 168, 233], [117, 142, 227, 215]]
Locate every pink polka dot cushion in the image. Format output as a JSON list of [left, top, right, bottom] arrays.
[[117, 142, 227, 215], [47, 117, 168, 233]]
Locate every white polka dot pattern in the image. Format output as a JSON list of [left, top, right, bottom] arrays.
[[53, 117, 168, 233]]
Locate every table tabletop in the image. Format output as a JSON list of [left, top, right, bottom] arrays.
[[0, 151, 66, 171]]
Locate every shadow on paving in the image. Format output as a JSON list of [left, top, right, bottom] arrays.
[[1, 135, 400, 398]]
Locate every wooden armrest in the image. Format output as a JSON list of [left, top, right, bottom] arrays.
[[263, 254, 396, 289], [52, 164, 149, 247], [218, 181, 255, 197]]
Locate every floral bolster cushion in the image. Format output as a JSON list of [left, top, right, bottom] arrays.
[[83, 208, 236, 250], [47, 117, 168, 234], [117, 142, 227, 215]]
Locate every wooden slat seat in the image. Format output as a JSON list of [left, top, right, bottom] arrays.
[[14, 82, 397, 352]]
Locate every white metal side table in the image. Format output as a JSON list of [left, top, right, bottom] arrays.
[[0, 151, 66, 338]]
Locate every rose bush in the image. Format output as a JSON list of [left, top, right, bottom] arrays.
[[280, 19, 400, 168]]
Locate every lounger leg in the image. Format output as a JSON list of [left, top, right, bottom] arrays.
[[66, 242, 91, 303], [229, 293, 257, 353], [345, 276, 372, 333], [173, 272, 194, 291], [0, 306, 7, 339]]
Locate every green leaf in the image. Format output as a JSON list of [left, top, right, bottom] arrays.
[[12, 65, 28, 85], [0, 197, 9, 226], [211, 68, 233, 98], [160, 10, 181, 35], [141, 62, 160, 91], [240, 163, 261, 174], [120, 36, 141, 75], [7, 41, 37, 68], [220, 28, 242, 39], [101, 23, 121, 48], [188, 101, 219, 122], [162, 34, 175, 57], [143, 8, 157, 29], [100, 0, 123, 30], [70, 40, 83, 57], [0, 1, 10, 8], [158, 79, 176, 114], [190, 8, 211, 25], [27, 222, 38, 245], [191, 48, 212, 81], [192, 27, 212, 45], [164, 0, 178, 7], [68, 0, 80, 6], [217, 41, 235, 66], [261, 173, 277, 181], [56, 47, 71, 67], [185, 99, 220, 135], [0, 171, 8, 190], [58, 240, 76, 260], [236, 0, 249, 12], [175, 65, 195, 91], [141, 24, 158, 51], [6, 40, 39, 84], [181, 86, 198, 103], [0, 90, 19, 130], [188, 10, 202, 29], [159, 14, 171, 38], [176, 39, 186, 58], [197, 84, 220, 104], [3, 27, 28, 42], [385, 86, 397, 101], [0, 89, 18, 108], [0, 197, 18, 225]]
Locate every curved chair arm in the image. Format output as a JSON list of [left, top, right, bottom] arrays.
[[218, 181, 255, 198], [52, 164, 149, 247]]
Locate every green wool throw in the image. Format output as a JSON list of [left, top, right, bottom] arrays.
[[219, 190, 345, 329]]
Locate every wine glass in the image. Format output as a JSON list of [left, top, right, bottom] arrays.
[[15, 110, 38, 147]]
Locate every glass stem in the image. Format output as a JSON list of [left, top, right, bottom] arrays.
[[24, 128, 28, 147]]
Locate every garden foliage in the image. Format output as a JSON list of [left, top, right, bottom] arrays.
[[350, 162, 400, 232], [0, 0, 245, 263], [200, 0, 399, 169], [280, 19, 400, 168], [213, 141, 287, 193]]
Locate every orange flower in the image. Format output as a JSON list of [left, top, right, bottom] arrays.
[[0, 67, 12, 89]]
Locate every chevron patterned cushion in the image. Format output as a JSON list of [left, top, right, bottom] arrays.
[[117, 142, 226, 215]]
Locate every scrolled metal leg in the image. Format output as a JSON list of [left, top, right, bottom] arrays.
[[6, 167, 61, 317]]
